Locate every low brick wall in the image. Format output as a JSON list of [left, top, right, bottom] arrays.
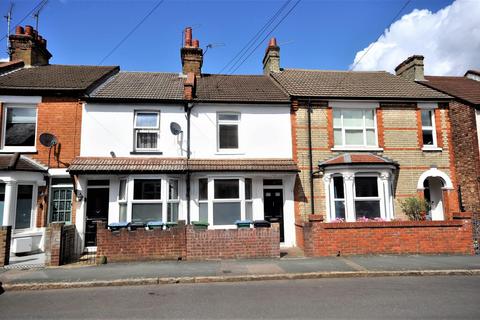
[[302, 213, 474, 256], [186, 223, 280, 260], [96, 222, 280, 262], [96, 223, 186, 262], [45, 223, 77, 266], [0, 226, 12, 267]]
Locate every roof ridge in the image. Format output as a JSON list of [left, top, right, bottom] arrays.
[[282, 68, 388, 74]]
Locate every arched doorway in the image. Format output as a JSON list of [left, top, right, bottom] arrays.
[[423, 177, 444, 221]]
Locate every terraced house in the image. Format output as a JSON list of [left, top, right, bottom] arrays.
[[0, 25, 118, 256]]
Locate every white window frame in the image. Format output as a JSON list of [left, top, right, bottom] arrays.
[[134, 111, 160, 152], [325, 170, 393, 222], [118, 178, 128, 222], [2, 104, 38, 152], [353, 174, 383, 220], [167, 179, 180, 223], [333, 108, 378, 149], [210, 178, 243, 228], [330, 175, 346, 220], [420, 109, 438, 149], [13, 182, 37, 231], [48, 179, 73, 224], [198, 178, 209, 222], [217, 112, 240, 152], [129, 178, 164, 223], [245, 178, 253, 221]]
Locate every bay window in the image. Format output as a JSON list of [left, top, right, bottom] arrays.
[[354, 176, 381, 219], [332, 176, 345, 220], [134, 111, 160, 151], [118, 179, 127, 222], [333, 109, 377, 148], [131, 179, 162, 223], [3, 105, 37, 148], [213, 179, 241, 225]]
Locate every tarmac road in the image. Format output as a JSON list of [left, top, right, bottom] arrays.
[[0, 276, 479, 319]]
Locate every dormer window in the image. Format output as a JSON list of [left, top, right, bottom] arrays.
[[333, 109, 377, 148], [217, 113, 239, 151], [134, 111, 160, 151]]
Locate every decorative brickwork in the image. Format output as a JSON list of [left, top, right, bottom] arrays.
[[0, 226, 12, 267], [301, 213, 473, 256], [96, 222, 280, 262]]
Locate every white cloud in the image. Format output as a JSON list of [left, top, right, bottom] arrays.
[[0, 57, 8, 62], [351, 0, 480, 76]]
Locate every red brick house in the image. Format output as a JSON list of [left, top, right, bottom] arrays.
[[396, 57, 480, 214], [0, 25, 118, 254]]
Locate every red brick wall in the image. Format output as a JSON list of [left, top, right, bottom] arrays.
[[33, 97, 82, 168], [186, 224, 280, 260], [96, 222, 280, 262], [449, 101, 480, 213], [44, 223, 77, 266], [302, 215, 473, 256], [0, 226, 12, 267]]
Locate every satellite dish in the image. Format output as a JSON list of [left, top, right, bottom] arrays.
[[39, 133, 58, 148], [170, 122, 183, 135]]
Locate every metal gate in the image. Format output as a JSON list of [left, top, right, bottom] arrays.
[[473, 213, 480, 255]]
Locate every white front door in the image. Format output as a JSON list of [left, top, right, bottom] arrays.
[[426, 177, 444, 221]]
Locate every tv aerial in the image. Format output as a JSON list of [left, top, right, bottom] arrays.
[[170, 122, 183, 135], [33, 0, 48, 31]]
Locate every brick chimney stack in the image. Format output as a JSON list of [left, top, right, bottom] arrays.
[[395, 55, 425, 81], [181, 27, 203, 75], [263, 37, 280, 75], [9, 25, 52, 67]]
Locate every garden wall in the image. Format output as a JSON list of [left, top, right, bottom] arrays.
[[96, 222, 280, 262], [0, 226, 12, 267], [45, 223, 77, 266], [302, 213, 474, 256]]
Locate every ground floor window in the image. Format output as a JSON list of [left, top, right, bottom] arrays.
[[50, 178, 73, 223], [326, 170, 392, 222], [15, 184, 34, 229], [131, 179, 163, 223]]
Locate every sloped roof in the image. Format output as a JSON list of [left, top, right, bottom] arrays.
[[0, 154, 47, 172], [195, 74, 289, 103], [319, 153, 398, 168], [420, 76, 480, 106], [0, 64, 119, 95], [270, 69, 450, 100], [69, 157, 298, 173], [91, 72, 185, 101]]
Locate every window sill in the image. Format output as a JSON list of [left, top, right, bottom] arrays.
[[130, 151, 163, 155], [331, 147, 383, 152], [0, 149, 37, 154], [215, 151, 245, 155], [422, 146, 442, 152]]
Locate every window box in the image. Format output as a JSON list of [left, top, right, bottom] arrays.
[[235, 219, 252, 228]]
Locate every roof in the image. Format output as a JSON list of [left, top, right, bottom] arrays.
[[68, 157, 298, 174], [319, 153, 398, 168], [0, 64, 119, 95], [419, 76, 480, 106], [0, 153, 47, 172], [89, 72, 290, 103], [0, 60, 24, 74], [270, 69, 450, 100], [195, 74, 289, 103], [90, 72, 185, 101]]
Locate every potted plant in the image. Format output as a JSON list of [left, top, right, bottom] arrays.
[[400, 197, 430, 221]]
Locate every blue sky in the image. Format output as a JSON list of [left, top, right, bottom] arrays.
[[0, 0, 464, 75]]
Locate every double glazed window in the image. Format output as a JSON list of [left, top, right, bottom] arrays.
[[132, 179, 162, 223], [333, 109, 377, 147], [134, 111, 160, 151], [332, 176, 345, 220], [3, 106, 37, 148], [217, 113, 239, 150], [353, 176, 381, 219], [15, 185, 34, 229], [50, 178, 73, 223], [167, 180, 179, 222], [421, 109, 437, 147]]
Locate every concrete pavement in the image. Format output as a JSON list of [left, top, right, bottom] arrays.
[[1, 255, 479, 291]]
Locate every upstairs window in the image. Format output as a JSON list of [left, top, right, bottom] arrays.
[[134, 111, 160, 151], [4, 106, 37, 147], [217, 113, 239, 151], [333, 109, 377, 148], [421, 109, 437, 147]]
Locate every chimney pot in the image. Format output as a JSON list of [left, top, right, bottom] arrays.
[[25, 25, 34, 36], [192, 39, 199, 48], [268, 37, 277, 47], [15, 26, 24, 35], [185, 27, 192, 47]]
